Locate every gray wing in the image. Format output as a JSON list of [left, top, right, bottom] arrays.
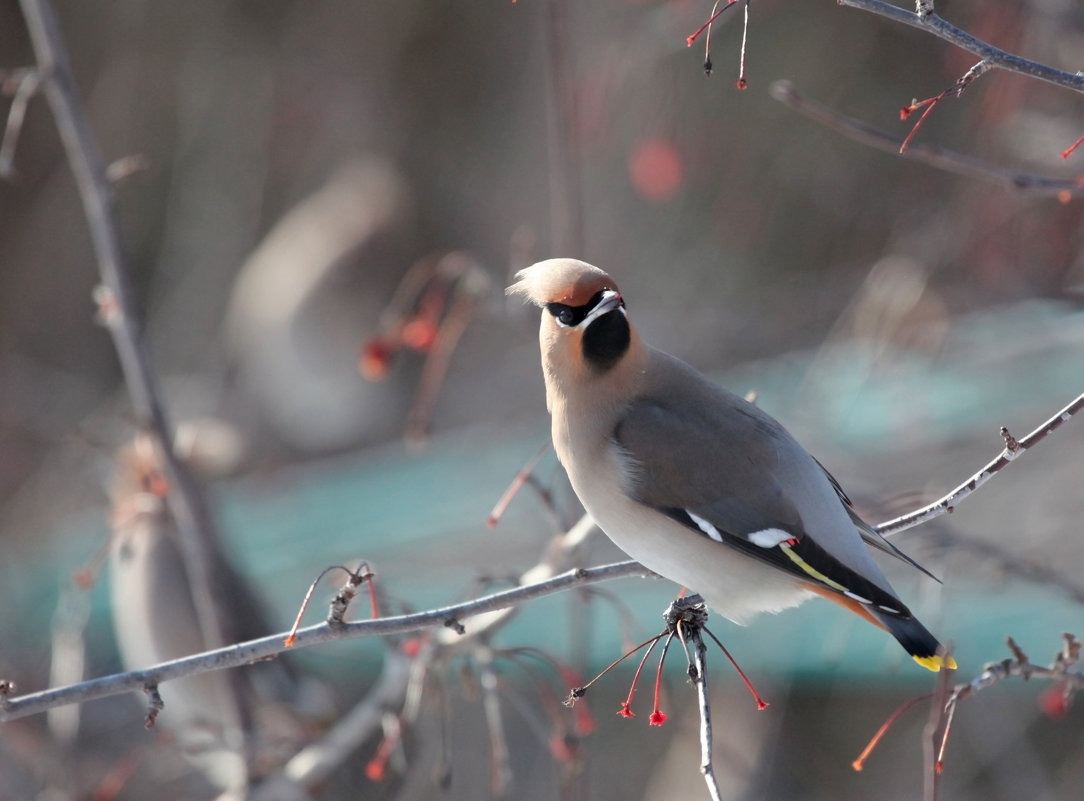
[[613, 390, 804, 535], [612, 363, 911, 612], [813, 456, 941, 583]]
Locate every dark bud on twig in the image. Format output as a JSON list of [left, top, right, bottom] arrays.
[[328, 565, 374, 625], [1057, 633, 1081, 667], [1000, 426, 1021, 453], [143, 683, 164, 729], [1007, 636, 1032, 679], [444, 617, 466, 635], [1007, 636, 1029, 663], [564, 686, 587, 707]]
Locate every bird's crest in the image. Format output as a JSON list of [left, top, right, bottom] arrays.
[[507, 258, 619, 307]]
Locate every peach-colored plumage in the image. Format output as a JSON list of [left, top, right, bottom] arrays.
[[508, 258, 617, 307]]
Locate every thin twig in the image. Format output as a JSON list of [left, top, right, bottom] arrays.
[[837, 0, 1084, 95], [898, 60, 991, 153], [690, 629, 724, 801], [854, 635, 1083, 781], [928, 532, 1084, 607], [852, 692, 933, 772], [438, 513, 601, 649], [315, 512, 602, 792], [770, 81, 1084, 196], [404, 258, 487, 443], [874, 391, 1084, 538], [939, 634, 1083, 738], [0, 68, 40, 176], [0, 560, 651, 723], [251, 651, 411, 798], [542, 0, 584, 255], [922, 657, 954, 801], [487, 441, 552, 528], [477, 647, 514, 798], [736, 0, 750, 90]]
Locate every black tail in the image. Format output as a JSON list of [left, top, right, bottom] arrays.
[[873, 609, 955, 671]]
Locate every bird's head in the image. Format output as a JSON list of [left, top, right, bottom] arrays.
[[508, 259, 637, 404]]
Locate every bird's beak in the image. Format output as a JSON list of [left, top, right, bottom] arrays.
[[582, 289, 624, 326]]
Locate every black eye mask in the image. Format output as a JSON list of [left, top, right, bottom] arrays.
[[546, 290, 613, 328]]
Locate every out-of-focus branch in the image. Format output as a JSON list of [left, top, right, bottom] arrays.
[[251, 651, 413, 800], [0, 68, 40, 175], [927, 531, 1084, 607], [437, 512, 601, 648], [838, 0, 1084, 95], [0, 560, 651, 723], [770, 81, 1084, 195], [263, 512, 602, 795], [928, 635, 1080, 793], [855, 635, 1082, 790], [922, 656, 955, 801], [17, 0, 236, 666], [874, 391, 1084, 538], [542, 0, 584, 255]]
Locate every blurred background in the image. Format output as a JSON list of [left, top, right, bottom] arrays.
[[1, 0, 1083, 799]]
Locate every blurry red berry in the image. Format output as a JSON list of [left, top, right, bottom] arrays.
[[629, 138, 684, 201]]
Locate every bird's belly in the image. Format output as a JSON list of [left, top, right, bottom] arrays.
[[577, 486, 813, 625]]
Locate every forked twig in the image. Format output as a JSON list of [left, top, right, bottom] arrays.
[[898, 60, 991, 153], [874, 392, 1084, 538], [838, 0, 1084, 95], [854, 635, 1083, 791], [770, 81, 1084, 196]]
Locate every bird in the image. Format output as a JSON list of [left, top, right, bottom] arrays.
[[109, 424, 329, 795], [508, 258, 954, 671]]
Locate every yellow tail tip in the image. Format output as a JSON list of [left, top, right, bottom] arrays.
[[913, 653, 958, 672]]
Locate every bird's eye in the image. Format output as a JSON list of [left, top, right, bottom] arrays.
[[547, 303, 577, 326]]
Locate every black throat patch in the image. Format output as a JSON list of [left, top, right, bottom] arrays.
[[583, 310, 630, 371]]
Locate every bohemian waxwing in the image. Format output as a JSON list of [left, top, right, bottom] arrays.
[[509, 258, 954, 671], [109, 425, 327, 793]]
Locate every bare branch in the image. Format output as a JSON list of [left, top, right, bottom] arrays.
[[770, 81, 1084, 196], [261, 511, 600, 791], [874, 391, 1084, 538], [17, 0, 239, 695], [855, 636, 1083, 781], [0, 560, 651, 723], [922, 656, 954, 801], [838, 0, 1084, 95], [933, 635, 1082, 777], [932, 530, 1084, 607], [477, 647, 514, 797], [690, 629, 724, 801], [251, 651, 414, 799]]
